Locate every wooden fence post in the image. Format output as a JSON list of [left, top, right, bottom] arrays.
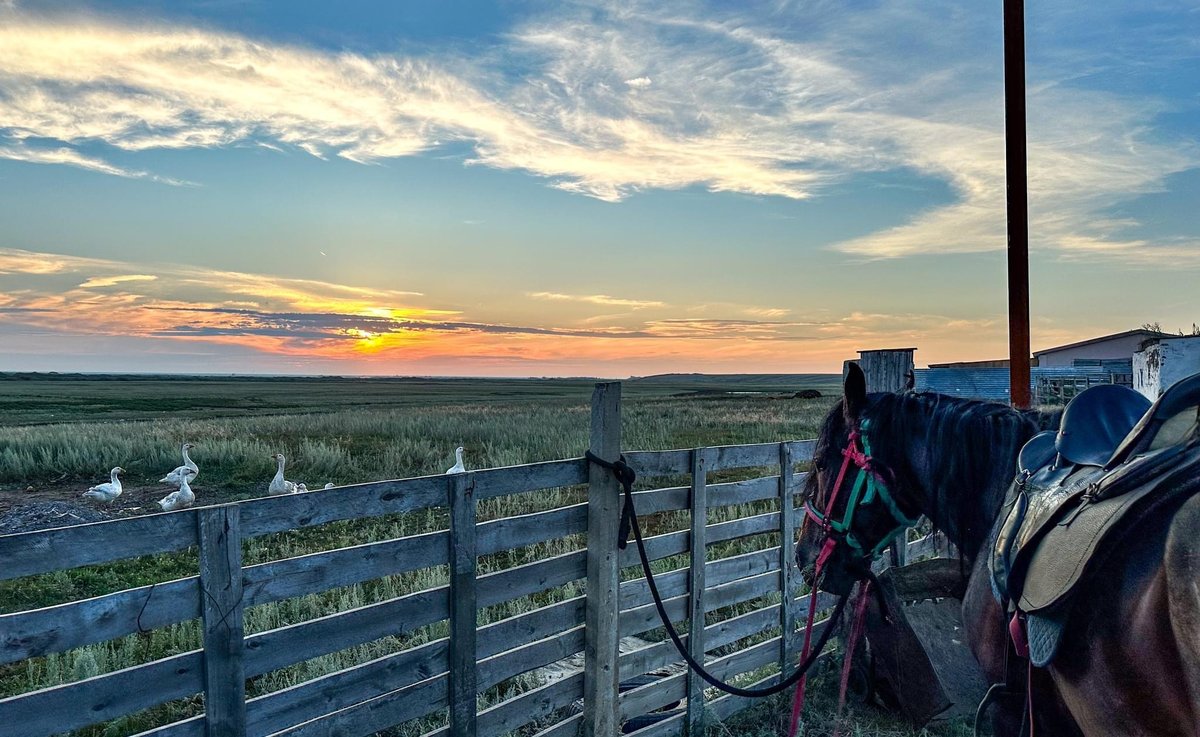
[[585, 382, 622, 737], [778, 442, 798, 672], [449, 472, 478, 737], [686, 447, 710, 737], [197, 505, 246, 737]]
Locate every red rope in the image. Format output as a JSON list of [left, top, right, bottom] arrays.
[[788, 427, 869, 737], [833, 581, 873, 737], [788, 536, 837, 735]]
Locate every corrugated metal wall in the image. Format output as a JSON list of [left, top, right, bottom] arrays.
[[914, 363, 1133, 403]]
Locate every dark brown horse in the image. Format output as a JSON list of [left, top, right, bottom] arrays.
[[795, 364, 1200, 736]]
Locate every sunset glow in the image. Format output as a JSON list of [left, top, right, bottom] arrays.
[[1, 1, 1196, 376]]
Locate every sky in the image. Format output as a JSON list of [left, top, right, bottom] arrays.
[[0, 0, 1197, 377]]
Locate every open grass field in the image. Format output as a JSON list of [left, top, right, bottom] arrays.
[[0, 373, 971, 737]]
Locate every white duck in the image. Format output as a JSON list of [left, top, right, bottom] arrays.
[[158, 474, 195, 511], [160, 443, 198, 486], [268, 453, 298, 495], [83, 467, 124, 502], [324, 482, 335, 490], [446, 446, 466, 474]]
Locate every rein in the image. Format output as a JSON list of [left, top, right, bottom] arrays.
[[585, 450, 849, 698]]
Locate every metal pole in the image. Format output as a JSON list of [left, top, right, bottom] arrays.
[[1005, 0, 1032, 409]]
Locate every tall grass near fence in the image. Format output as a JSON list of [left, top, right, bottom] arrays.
[[0, 396, 826, 491], [0, 395, 846, 737]]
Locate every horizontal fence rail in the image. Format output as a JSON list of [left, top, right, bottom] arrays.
[[0, 385, 948, 737]]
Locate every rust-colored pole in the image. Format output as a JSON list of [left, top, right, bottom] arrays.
[[1005, 0, 1032, 408]]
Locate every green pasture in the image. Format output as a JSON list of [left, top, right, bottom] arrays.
[[0, 373, 970, 736]]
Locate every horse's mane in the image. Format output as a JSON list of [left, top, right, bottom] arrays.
[[865, 392, 1049, 559]]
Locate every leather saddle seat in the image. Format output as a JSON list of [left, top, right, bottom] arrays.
[[990, 375, 1200, 664]]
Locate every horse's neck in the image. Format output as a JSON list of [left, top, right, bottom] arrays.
[[891, 397, 1034, 561]]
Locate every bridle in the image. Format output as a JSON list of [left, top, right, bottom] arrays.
[[804, 418, 920, 569]]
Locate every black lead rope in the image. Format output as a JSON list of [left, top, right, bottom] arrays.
[[586, 451, 848, 698]]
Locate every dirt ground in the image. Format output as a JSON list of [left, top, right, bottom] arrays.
[[0, 480, 224, 534]]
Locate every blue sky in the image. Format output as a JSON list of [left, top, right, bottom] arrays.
[[0, 0, 1196, 375]]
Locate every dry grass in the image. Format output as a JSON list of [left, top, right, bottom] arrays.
[[0, 384, 965, 737]]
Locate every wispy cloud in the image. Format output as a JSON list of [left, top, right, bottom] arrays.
[[0, 145, 195, 186], [79, 274, 157, 289], [0, 0, 1192, 263], [527, 291, 666, 309]]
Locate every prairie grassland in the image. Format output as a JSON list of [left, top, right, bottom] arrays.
[[0, 377, 964, 737]]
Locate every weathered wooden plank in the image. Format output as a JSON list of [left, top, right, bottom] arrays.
[[616, 512, 782, 569], [478, 597, 584, 659], [623, 449, 690, 478], [706, 476, 780, 507], [707, 442, 779, 472], [140, 634, 441, 737], [628, 485, 690, 515], [628, 476, 781, 517], [626, 710, 683, 737], [271, 673, 447, 737], [477, 503, 587, 556], [479, 626, 585, 693], [619, 592, 839, 720], [478, 549, 586, 608], [427, 673, 584, 737], [687, 448, 709, 737], [242, 586, 447, 678], [225, 596, 581, 737], [473, 458, 588, 501], [619, 547, 778, 610], [785, 439, 816, 462], [0, 651, 204, 737], [584, 381, 622, 737], [238, 475, 446, 538], [531, 712, 583, 737], [779, 442, 798, 675], [0, 575, 199, 665], [239, 640, 447, 737], [197, 505, 246, 737], [477, 673, 583, 737], [255, 623, 585, 737], [242, 529, 448, 605], [620, 634, 786, 719], [0, 509, 199, 581], [448, 473, 478, 737], [618, 578, 788, 680], [2, 530, 448, 666]]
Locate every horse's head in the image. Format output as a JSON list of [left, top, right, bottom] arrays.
[[795, 363, 920, 596]]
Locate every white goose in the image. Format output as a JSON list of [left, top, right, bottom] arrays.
[[83, 466, 124, 503], [158, 474, 195, 511], [268, 453, 298, 495], [160, 443, 198, 485], [446, 446, 466, 474], [324, 482, 335, 490]]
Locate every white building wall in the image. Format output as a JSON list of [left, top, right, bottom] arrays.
[[1036, 334, 1153, 367], [1134, 337, 1200, 399]]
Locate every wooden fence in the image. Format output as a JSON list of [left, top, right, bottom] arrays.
[[0, 382, 941, 737]]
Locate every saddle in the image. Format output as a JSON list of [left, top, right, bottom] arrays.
[[990, 374, 1200, 665]]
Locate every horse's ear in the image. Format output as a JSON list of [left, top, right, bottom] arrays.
[[844, 362, 867, 422]]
